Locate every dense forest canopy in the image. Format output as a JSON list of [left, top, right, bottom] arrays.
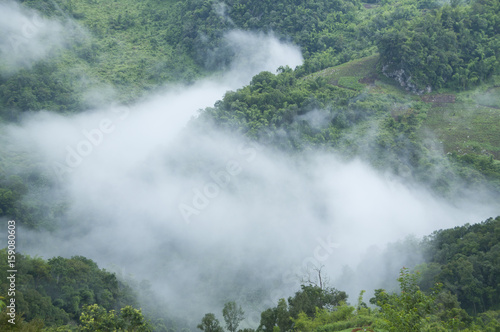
[[377, 0, 500, 92]]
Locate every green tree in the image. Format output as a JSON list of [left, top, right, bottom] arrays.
[[198, 313, 224, 332], [79, 304, 118, 331], [257, 299, 292, 332], [288, 285, 348, 318], [258, 307, 277, 332], [79, 304, 152, 331], [223, 301, 245, 332], [378, 268, 440, 332], [275, 299, 292, 332]]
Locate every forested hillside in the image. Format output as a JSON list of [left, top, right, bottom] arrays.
[[0, 251, 152, 330], [5, 0, 498, 115], [0, 0, 499, 330], [378, 0, 500, 92], [2, 0, 499, 230], [210, 217, 500, 332], [3, 217, 498, 330]]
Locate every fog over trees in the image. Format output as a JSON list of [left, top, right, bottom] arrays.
[[0, 0, 499, 330]]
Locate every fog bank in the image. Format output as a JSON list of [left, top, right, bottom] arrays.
[[1, 27, 499, 328], [0, 0, 84, 73]]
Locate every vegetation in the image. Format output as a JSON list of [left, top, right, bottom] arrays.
[[78, 304, 153, 332], [1, 0, 499, 229], [0, 216, 499, 330], [198, 55, 500, 196], [0, 0, 499, 330], [0, 250, 148, 330], [223, 302, 245, 332], [421, 216, 500, 315], [187, 217, 500, 332], [198, 313, 225, 332], [375, 268, 439, 332], [377, 0, 500, 92]]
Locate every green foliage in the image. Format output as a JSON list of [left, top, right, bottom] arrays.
[[303, 54, 379, 84], [197, 313, 224, 332], [337, 77, 365, 91], [422, 216, 500, 315], [1, 0, 499, 331], [288, 285, 348, 319], [198, 66, 359, 142], [0, 144, 69, 229], [285, 291, 380, 332], [356, 290, 368, 312], [79, 304, 152, 331], [257, 286, 348, 332], [0, 0, 497, 229], [377, 0, 500, 91], [362, 216, 500, 330], [258, 298, 293, 332], [1, 0, 204, 115], [176, 0, 370, 73], [451, 153, 500, 187], [6, 0, 429, 116], [377, 268, 440, 332], [363, 217, 500, 330], [0, 61, 85, 120], [222, 301, 245, 332], [0, 175, 26, 218], [197, 54, 500, 196], [474, 310, 500, 331], [79, 304, 118, 331], [423, 90, 500, 160], [0, 250, 138, 326], [292, 304, 355, 332], [0, 310, 46, 331]]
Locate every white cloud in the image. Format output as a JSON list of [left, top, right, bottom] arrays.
[[2, 29, 498, 327], [0, 0, 84, 72]]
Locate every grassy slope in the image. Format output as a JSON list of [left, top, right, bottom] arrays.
[[305, 55, 500, 164], [23, 0, 201, 103], [425, 85, 500, 159], [65, 0, 191, 83], [305, 54, 380, 91]]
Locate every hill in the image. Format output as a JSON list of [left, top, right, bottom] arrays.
[[0, 0, 499, 330]]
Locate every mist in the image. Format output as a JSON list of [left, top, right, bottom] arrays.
[[2, 27, 499, 328], [0, 0, 83, 73]]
